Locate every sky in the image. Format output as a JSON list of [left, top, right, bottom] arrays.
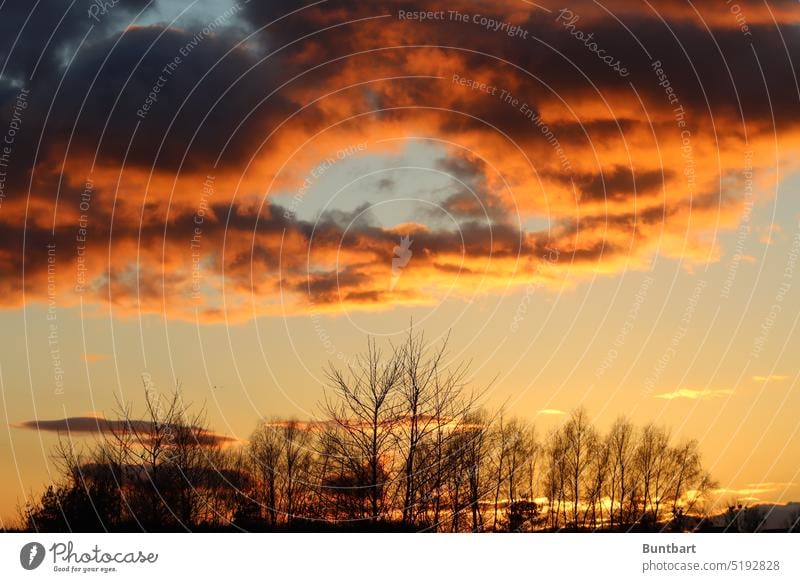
[[1, 0, 799, 525]]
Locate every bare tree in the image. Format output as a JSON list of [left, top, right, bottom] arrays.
[[634, 424, 670, 528], [168, 397, 214, 528], [249, 420, 282, 527], [322, 338, 403, 523], [463, 411, 490, 532], [394, 326, 480, 527], [493, 418, 538, 531], [562, 408, 598, 529], [586, 436, 610, 529], [281, 420, 313, 523], [544, 428, 568, 530], [119, 386, 185, 528], [666, 439, 702, 530], [441, 410, 491, 532], [606, 417, 636, 529], [491, 412, 509, 531]]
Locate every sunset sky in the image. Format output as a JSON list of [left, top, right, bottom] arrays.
[[1, 0, 800, 525]]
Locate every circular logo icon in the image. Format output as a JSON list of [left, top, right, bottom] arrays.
[[19, 542, 46, 570]]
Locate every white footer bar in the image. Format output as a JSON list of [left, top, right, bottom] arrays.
[[1, 533, 797, 581]]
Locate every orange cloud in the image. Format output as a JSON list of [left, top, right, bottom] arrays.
[[1, 0, 798, 322]]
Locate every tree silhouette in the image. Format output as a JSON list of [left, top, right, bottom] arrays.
[[18, 330, 737, 533]]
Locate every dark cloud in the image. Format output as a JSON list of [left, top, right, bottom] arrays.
[[315, 202, 377, 230], [376, 177, 394, 191], [302, 264, 370, 302], [4, 25, 301, 180], [432, 155, 511, 223], [0, 0, 154, 81], [238, 0, 800, 130], [13, 416, 236, 446], [554, 166, 673, 203]]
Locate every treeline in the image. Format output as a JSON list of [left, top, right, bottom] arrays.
[[22, 331, 718, 532]]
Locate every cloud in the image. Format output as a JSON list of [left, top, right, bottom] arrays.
[[537, 409, 567, 416], [12, 416, 236, 446], [654, 388, 734, 400], [713, 483, 788, 498], [752, 375, 788, 383]]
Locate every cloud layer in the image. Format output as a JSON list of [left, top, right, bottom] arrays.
[[1, 0, 798, 321]]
